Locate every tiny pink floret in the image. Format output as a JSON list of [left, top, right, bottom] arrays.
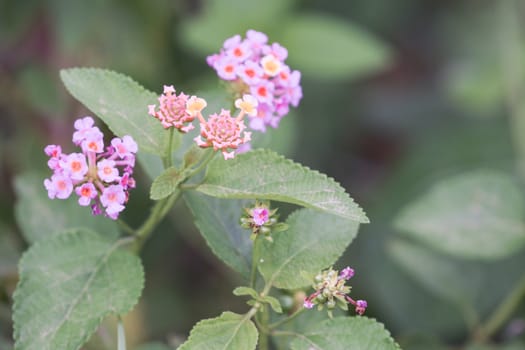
[[252, 207, 269, 226], [303, 299, 314, 309]]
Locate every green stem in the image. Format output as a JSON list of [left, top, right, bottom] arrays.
[[132, 190, 181, 253], [185, 149, 215, 179], [499, 0, 525, 178], [268, 307, 305, 330], [257, 304, 270, 350], [162, 128, 175, 169], [117, 316, 126, 350], [473, 272, 525, 342], [117, 219, 136, 236], [250, 234, 263, 288]]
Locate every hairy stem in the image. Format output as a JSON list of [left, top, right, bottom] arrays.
[[250, 234, 263, 288], [132, 190, 181, 253], [162, 128, 175, 169], [268, 307, 305, 330], [117, 316, 126, 350], [185, 149, 216, 179], [499, 0, 525, 178], [473, 272, 525, 342]]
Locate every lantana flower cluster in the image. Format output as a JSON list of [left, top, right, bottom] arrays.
[[240, 200, 286, 241], [44, 116, 137, 219], [149, 86, 255, 160], [206, 30, 303, 132], [303, 266, 367, 317]]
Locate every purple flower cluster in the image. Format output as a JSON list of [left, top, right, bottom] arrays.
[[44, 116, 138, 220], [206, 30, 302, 132]]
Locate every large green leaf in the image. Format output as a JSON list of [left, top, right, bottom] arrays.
[[388, 238, 480, 306], [258, 209, 359, 289], [177, 311, 258, 350], [290, 317, 399, 350], [196, 149, 368, 223], [179, 0, 294, 55], [281, 14, 392, 80], [14, 172, 118, 244], [184, 192, 253, 279], [13, 229, 144, 350], [60, 68, 169, 155], [395, 170, 525, 259]]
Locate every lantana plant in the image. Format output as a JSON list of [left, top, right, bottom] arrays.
[[12, 29, 400, 350]]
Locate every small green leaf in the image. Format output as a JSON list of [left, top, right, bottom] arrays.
[[178, 311, 258, 350], [233, 286, 258, 299], [290, 317, 400, 350], [184, 192, 253, 279], [281, 14, 392, 80], [259, 295, 282, 314], [60, 68, 170, 155], [196, 149, 368, 223], [13, 229, 144, 350], [258, 209, 360, 289], [14, 172, 118, 244], [150, 167, 185, 200], [395, 170, 525, 259]]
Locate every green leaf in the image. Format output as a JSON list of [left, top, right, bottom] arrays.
[[179, 0, 294, 55], [196, 149, 368, 223], [259, 295, 282, 314], [388, 238, 480, 305], [178, 311, 258, 350], [258, 209, 359, 289], [150, 167, 185, 200], [290, 317, 399, 350], [395, 170, 525, 259], [281, 14, 392, 80], [14, 172, 118, 244], [233, 286, 258, 299], [60, 68, 170, 155], [13, 229, 144, 350], [184, 192, 253, 279]]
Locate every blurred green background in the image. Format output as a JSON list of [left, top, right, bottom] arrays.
[[1, 0, 525, 349]]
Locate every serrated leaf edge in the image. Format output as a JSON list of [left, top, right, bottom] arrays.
[[60, 67, 165, 155], [295, 317, 400, 350], [183, 194, 252, 279], [178, 311, 258, 350], [13, 230, 144, 350], [261, 209, 358, 290], [199, 149, 369, 223]]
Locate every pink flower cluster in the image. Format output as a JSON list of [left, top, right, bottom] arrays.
[[44, 116, 138, 220], [148, 86, 195, 133], [190, 95, 253, 160], [206, 30, 302, 132]]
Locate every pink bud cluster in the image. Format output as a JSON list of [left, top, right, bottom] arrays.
[[44, 116, 138, 220], [148, 86, 195, 133], [206, 30, 302, 132], [149, 87, 255, 160], [191, 95, 253, 160], [303, 266, 367, 317]]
